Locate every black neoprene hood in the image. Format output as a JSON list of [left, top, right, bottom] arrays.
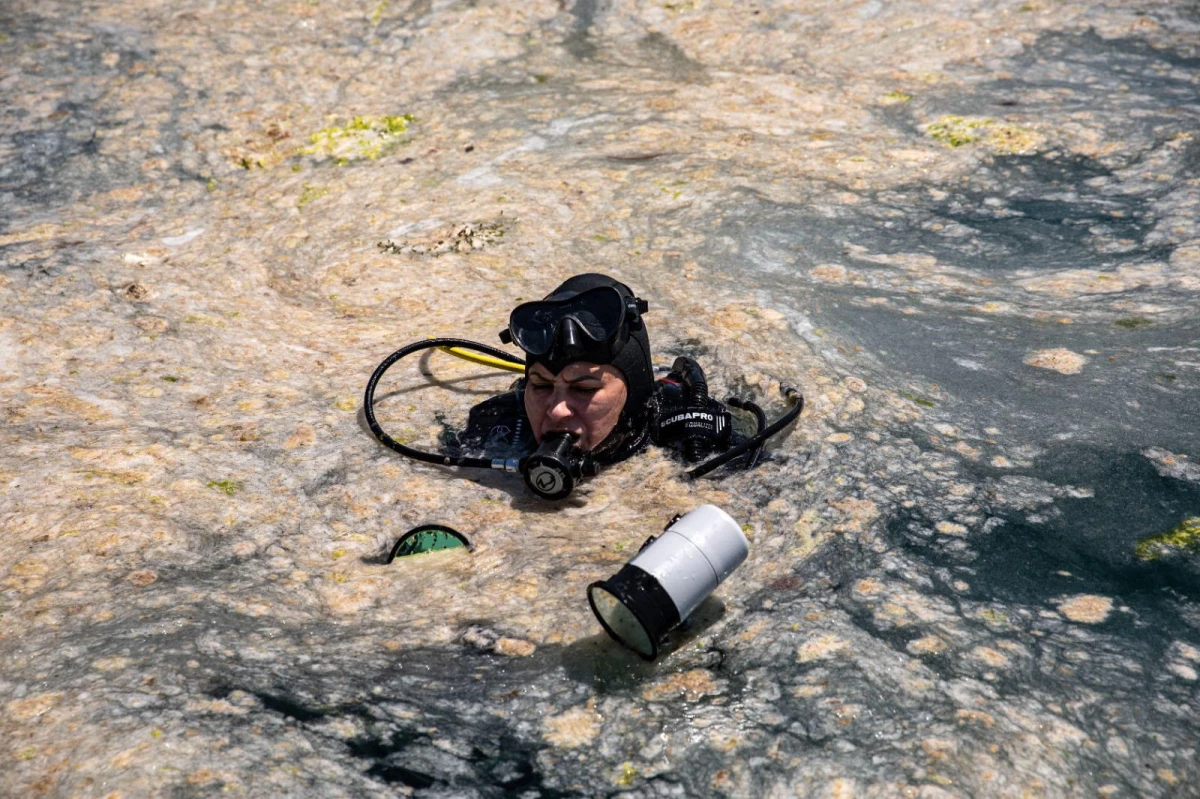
[[522, 273, 655, 416]]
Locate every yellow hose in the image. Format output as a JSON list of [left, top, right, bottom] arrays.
[[437, 345, 525, 373]]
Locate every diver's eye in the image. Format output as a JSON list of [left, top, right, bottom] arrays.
[[572, 385, 601, 395], [529, 382, 553, 393]]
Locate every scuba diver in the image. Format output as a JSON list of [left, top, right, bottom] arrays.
[[364, 273, 802, 500]]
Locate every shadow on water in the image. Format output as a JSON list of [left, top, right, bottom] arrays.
[[205, 652, 583, 796], [563, 0, 599, 60], [822, 301, 1200, 451], [347, 728, 568, 795], [907, 152, 1172, 268], [846, 31, 1200, 282], [194, 601, 728, 794], [979, 31, 1200, 131], [725, 147, 1171, 282], [879, 30, 1200, 151], [892, 441, 1200, 627], [710, 135, 1200, 450], [559, 594, 728, 690]]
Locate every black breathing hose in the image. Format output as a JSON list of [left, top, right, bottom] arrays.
[[686, 386, 803, 480], [672, 356, 711, 462], [363, 338, 525, 469], [365, 337, 801, 485], [727, 396, 768, 469]]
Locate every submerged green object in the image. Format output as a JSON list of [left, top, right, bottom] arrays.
[[387, 524, 471, 562], [1134, 517, 1200, 562]]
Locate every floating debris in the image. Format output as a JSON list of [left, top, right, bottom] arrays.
[[1023, 348, 1087, 374], [1143, 448, 1200, 484], [1055, 594, 1114, 624], [378, 219, 506, 256]]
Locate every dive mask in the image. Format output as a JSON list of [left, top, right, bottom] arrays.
[[500, 285, 647, 365]]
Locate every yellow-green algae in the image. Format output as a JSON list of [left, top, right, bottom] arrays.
[[976, 608, 1009, 628], [300, 114, 415, 164], [369, 0, 387, 28], [899, 390, 936, 408], [1135, 517, 1200, 562], [297, 184, 329, 208], [926, 115, 1042, 154], [206, 479, 241, 496]]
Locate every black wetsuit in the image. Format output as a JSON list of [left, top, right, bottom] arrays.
[[452, 377, 748, 468], [453, 385, 535, 460]]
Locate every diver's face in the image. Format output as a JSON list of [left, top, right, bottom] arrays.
[[524, 362, 628, 451]]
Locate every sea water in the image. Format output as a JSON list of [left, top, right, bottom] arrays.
[[1, 1, 1197, 796]]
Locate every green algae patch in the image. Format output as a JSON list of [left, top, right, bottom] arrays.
[[1115, 317, 1152, 329], [926, 115, 1042, 154], [369, 0, 387, 28], [899, 390, 936, 408], [297, 184, 329, 208], [206, 479, 241, 496], [927, 116, 988, 147], [976, 607, 1010, 629], [881, 91, 912, 104], [301, 115, 415, 165], [1135, 517, 1200, 562], [83, 469, 146, 486]]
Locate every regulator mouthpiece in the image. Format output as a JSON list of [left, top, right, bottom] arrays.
[[587, 504, 749, 661], [521, 432, 594, 501]]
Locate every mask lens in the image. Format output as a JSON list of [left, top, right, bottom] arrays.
[[559, 288, 624, 339], [587, 585, 655, 658], [508, 286, 626, 356], [508, 303, 555, 354], [387, 525, 471, 562]]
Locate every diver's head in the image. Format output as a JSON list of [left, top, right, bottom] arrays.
[[503, 273, 653, 452], [524, 361, 628, 451]]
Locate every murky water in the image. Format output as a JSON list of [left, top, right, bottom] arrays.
[[2, 1, 1198, 796]]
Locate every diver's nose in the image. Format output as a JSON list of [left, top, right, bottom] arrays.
[[546, 393, 575, 422]]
